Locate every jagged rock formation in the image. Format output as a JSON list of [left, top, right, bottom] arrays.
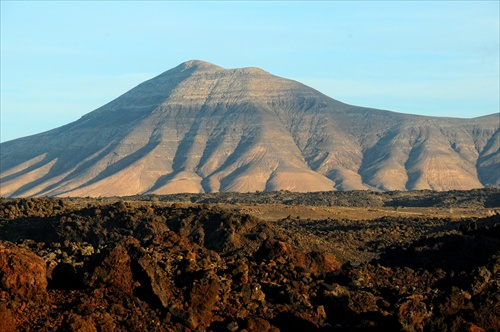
[[1, 60, 498, 197], [1, 197, 499, 331]]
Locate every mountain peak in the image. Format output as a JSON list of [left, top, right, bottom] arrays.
[[178, 59, 223, 72], [0, 61, 498, 197], [174, 60, 270, 76]]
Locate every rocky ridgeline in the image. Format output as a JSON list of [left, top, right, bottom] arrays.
[[0, 198, 499, 331]]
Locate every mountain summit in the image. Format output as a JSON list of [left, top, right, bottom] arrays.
[[1, 60, 499, 197]]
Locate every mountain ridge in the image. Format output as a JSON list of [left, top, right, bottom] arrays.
[[1, 60, 499, 197]]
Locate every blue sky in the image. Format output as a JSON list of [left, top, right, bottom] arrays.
[[1, 1, 499, 142]]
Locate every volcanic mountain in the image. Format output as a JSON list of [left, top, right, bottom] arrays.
[[1, 60, 499, 197]]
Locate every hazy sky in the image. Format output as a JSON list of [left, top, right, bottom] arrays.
[[1, 1, 499, 142]]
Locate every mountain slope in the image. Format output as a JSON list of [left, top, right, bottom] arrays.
[[1, 60, 498, 197]]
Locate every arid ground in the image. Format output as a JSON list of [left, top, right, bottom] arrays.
[[1, 189, 499, 331]]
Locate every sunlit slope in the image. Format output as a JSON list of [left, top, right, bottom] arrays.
[[1, 60, 498, 197]]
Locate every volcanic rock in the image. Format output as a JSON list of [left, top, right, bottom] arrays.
[[0, 244, 47, 302], [0, 196, 499, 331]]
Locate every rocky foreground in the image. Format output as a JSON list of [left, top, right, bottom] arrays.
[[0, 193, 499, 331]]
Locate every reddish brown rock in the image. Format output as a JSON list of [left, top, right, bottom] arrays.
[[437, 287, 472, 316], [62, 313, 97, 332], [292, 305, 329, 329], [397, 295, 432, 332], [0, 304, 16, 332], [305, 251, 342, 274], [347, 291, 379, 314], [463, 322, 487, 332], [255, 238, 340, 274], [135, 252, 175, 309], [245, 316, 271, 332], [0, 245, 47, 301], [87, 238, 138, 295], [188, 271, 220, 329]]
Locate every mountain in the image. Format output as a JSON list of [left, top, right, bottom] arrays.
[[1, 60, 499, 197]]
